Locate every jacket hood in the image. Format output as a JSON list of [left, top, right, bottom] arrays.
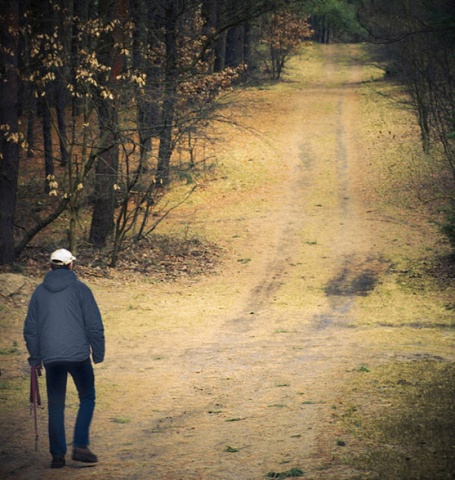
[[43, 269, 77, 293]]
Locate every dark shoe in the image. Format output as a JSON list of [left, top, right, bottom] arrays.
[[72, 446, 98, 463], [51, 456, 66, 468]]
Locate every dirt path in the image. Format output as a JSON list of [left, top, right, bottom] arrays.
[[94, 46, 372, 480], [2, 45, 453, 480]]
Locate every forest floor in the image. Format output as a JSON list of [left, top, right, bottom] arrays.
[[1, 44, 454, 480]]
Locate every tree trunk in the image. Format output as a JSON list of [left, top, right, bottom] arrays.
[[0, 0, 20, 265], [133, 0, 160, 172], [53, 1, 68, 167], [89, 0, 126, 247], [55, 75, 68, 166], [26, 94, 36, 158], [225, 25, 245, 67], [243, 21, 251, 76], [39, 0, 55, 191], [39, 91, 54, 193], [156, 0, 179, 186], [89, 99, 119, 247], [214, 31, 227, 72], [156, 94, 175, 186], [202, 0, 218, 72]]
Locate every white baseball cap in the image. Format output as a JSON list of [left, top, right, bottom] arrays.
[[50, 248, 76, 265]]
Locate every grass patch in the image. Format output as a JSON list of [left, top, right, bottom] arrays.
[[336, 358, 455, 479], [237, 257, 252, 264], [111, 417, 131, 424], [0, 341, 21, 356], [357, 365, 370, 373], [0, 380, 23, 391], [265, 467, 305, 478], [224, 445, 239, 453], [0, 377, 28, 415], [274, 328, 289, 333]]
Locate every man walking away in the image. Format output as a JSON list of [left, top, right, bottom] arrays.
[[24, 248, 105, 468]]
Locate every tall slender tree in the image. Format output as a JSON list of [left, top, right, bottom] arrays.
[[89, 0, 127, 247], [155, 0, 180, 186], [0, 0, 21, 264]]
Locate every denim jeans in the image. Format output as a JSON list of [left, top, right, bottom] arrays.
[[44, 358, 95, 457]]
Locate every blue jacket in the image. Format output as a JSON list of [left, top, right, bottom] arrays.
[[24, 269, 105, 366]]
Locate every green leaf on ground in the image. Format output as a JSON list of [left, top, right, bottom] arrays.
[[266, 467, 305, 478]]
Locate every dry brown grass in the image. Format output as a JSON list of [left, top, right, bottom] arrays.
[[332, 359, 455, 479]]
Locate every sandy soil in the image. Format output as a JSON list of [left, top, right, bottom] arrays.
[[1, 44, 454, 480]]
